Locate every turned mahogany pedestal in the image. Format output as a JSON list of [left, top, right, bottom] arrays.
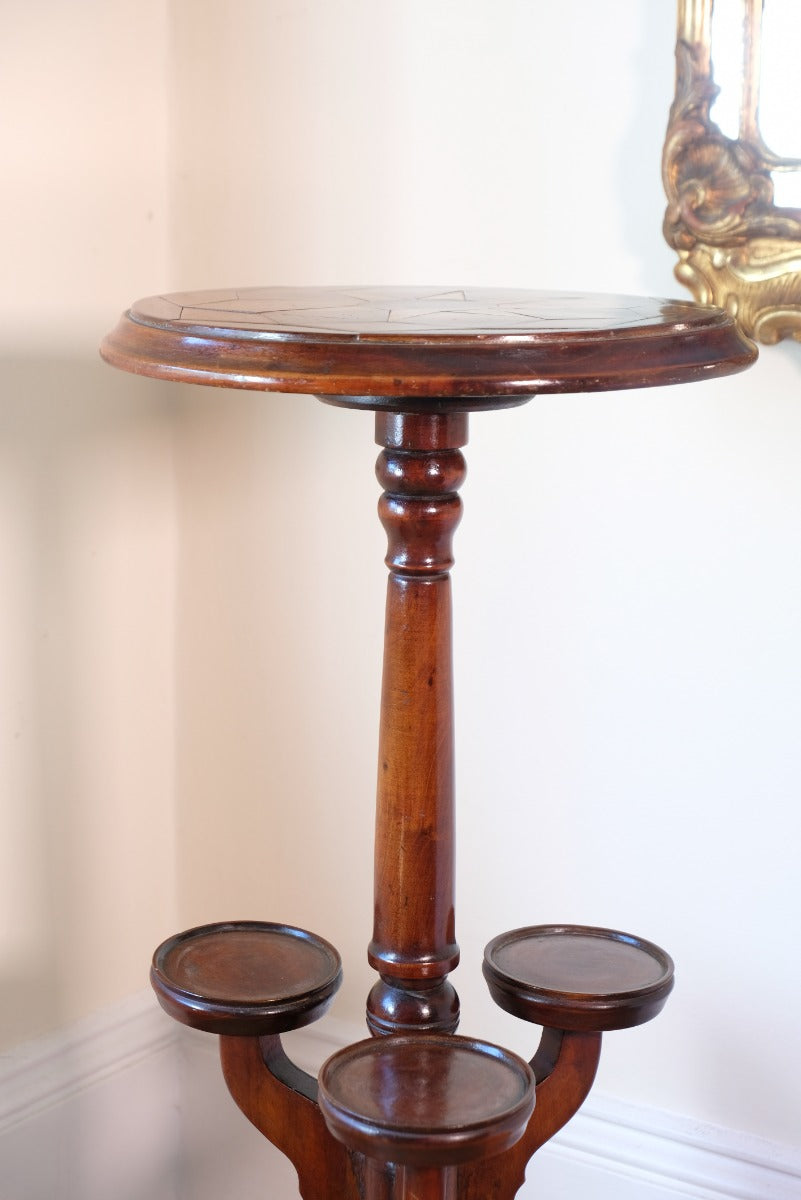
[[101, 286, 755, 1199]]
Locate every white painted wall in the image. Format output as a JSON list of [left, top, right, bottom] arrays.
[[2, 0, 799, 1193], [0, 1, 177, 1046]]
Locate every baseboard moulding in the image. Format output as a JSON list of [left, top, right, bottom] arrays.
[[2, 996, 798, 1200]]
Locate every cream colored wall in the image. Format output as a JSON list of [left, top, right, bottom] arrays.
[[0, 1, 176, 1046], [169, 0, 801, 1150], [3, 0, 799, 1157]]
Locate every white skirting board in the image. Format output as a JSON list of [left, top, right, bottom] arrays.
[[0, 992, 180, 1200], [1, 996, 798, 1200]]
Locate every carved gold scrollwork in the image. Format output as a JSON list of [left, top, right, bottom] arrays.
[[663, 4, 801, 343]]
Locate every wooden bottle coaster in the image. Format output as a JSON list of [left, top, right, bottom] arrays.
[[318, 1033, 536, 1168], [483, 924, 674, 1032], [151, 920, 342, 1035]]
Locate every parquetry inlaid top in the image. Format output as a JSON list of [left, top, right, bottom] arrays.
[[119, 286, 715, 336], [101, 285, 756, 407]]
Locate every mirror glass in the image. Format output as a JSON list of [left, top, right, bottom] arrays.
[[710, 0, 801, 208], [760, 6, 801, 162], [709, 1, 742, 140]]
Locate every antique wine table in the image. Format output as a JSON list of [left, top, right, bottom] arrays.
[[101, 286, 755, 1200]]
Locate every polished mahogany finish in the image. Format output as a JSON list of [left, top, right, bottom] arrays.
[[150, 922, 342, 1035], [367, 412, 466, 1036], [219, 1027, 603, 1200], [483, 925, 675, 1032], [220, 1034, 360, 1200], [100, 284, 756, 1199], [100, 285, 756, 405], [458, 1028, 603, 1200], [318, 1034, 535, 1166], [318, 1035, 535, 1200]]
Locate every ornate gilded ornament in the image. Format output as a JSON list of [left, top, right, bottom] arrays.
[[663, 0, 801, 343]]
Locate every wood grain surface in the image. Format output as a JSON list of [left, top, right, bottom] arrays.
[[101, 285, 756, 405]]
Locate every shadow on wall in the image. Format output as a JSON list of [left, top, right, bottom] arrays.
[[0, 355, 177, 1050], [0, 353, 381, 1052], [168, 382, 379, 1014]]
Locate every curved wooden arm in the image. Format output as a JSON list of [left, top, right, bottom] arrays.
[[219, 1035, 361, 1200], [457, 1028, 602, 1200]]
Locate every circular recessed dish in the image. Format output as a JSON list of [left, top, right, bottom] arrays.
[[318, 1034, 535, 1167], [483, 924, 674, 1032], [151, 921, 342, 1035], [316, 1036, 532, 1166]]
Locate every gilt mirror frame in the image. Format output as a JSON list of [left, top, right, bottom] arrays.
[[663, 0, 801, 344]]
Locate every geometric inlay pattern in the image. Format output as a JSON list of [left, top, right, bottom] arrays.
[[131, 285, 710, 339]]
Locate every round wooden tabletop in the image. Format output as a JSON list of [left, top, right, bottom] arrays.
[[483, 924, 674, 1032], [150, 921, 342, 1035], [318, 1033, 536, 1166], [101, 285, 756, 408]]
